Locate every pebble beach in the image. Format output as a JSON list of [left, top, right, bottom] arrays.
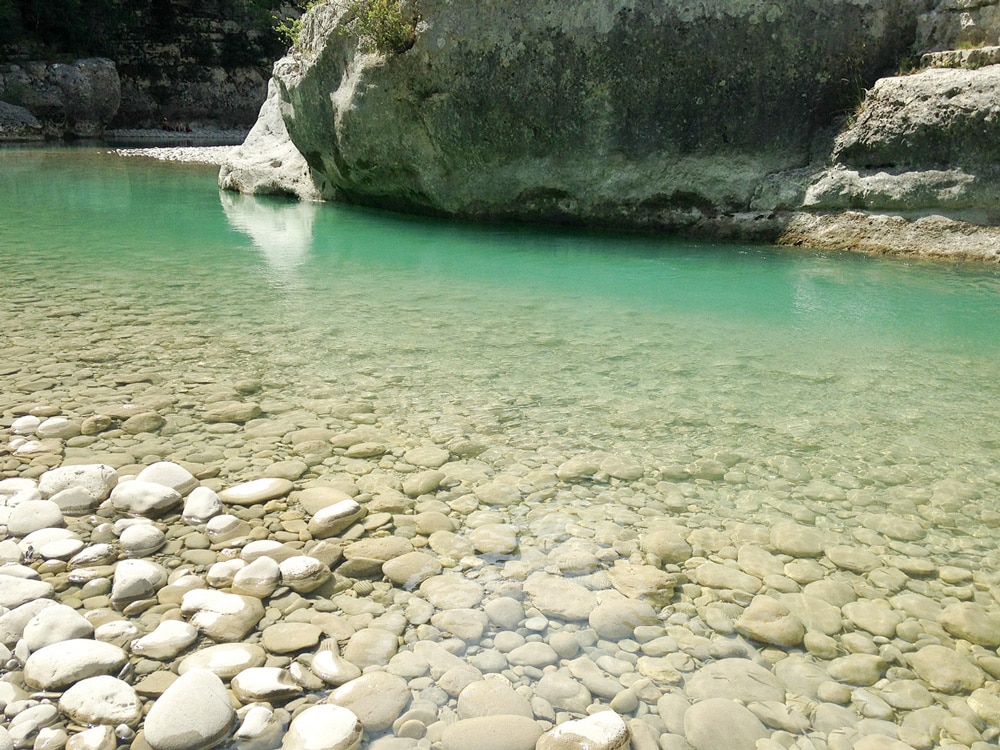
[[2, 146, 1000, 750]]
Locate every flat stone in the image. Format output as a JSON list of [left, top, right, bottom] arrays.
[[178, 643, 267, 679], [606, 563, 675, 608], [827, 654, 887, 686], [135, 462, 199, 496], [692, 562, 761, 593], [110, 480, 182, 516], [182, 487, 223, 524], [842, 599, 904, 638], [7, 500, 64, 536], [939, 602, 1000, 647], [420, 574, 485, 609], [329, 671, 410, 732], [281, 704, 363, 750], [143, 669, 235, 750], [825, 545, 881, 573], [264, 460, 309, 480], [58, 675, 142, 726], [0, 576, 53, 609], [121, 412, 166, 434], [23, 603, 93, 651], [457, 680, 533, 719], [219, 478, 293, 505], [231, 666, 302, 703], [308, 499, 366, 539], [402, 469, 445, 497], [130, 620, 199, 660], [232, 555, 281, 599], [262, 622, 323, 654], [382, 551, 442, 589], [908, 644, 985, 693], [181, 589, 265, 641], [442, 716, 543, 750], [523, 572, 597, 621], [537, 711, 629, 750], [23, 639, 128, 690], [735, 595, 805, 647], [204, 402, 262, 423], [640, 527, 692, 564], [111, 559, 169, 608], [469, 524, 519, 556], [684, 698, 768, 750], [535, 672, 592, 713], [685, 659, 785, 703], [38, 464, 117, 501], [404, 446, 450, 468], [342, 627, 399, 668]]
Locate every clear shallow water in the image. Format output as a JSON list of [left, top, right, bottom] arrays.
[[4, 147, 1000, 744]]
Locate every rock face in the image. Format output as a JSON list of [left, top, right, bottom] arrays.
[[0, 59, 120, 138], [222, 0, 1000, 260]]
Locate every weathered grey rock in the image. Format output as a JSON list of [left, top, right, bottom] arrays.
[[0, 101, 42, 141], [143, 669, 235, 750], [23, 639, 128, 690], [281, 704, 362, 750], [0, 58, 120, 137], [58, 675, 142, 726]]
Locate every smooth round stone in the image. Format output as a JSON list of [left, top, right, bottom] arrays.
[[420, 574, 485, 609], [0, 576, 53, 609], [827, 654, 887, 686], [778, 593, 843, 636], [343, 628, 399, 669], [842, 599, 904, 638], [413, 511, 455, 534], [692, 562, 761, 594], [308, 500, 366, 539], [734, 595, 805, 647], [68, 542, 117, 568], [7, 499, 64, 537], [178, 643, 267, 679], [402, 470, 446, 497], [182, 487, 223, 525], [537, 711, 629, 750], [111, 559, 168, 607], [262, 622, 323, 654], [241, 539, 297, 563], [685, 659, 785, 703], [264, 460, 309, 481], [640, 527, 692, 564], [65, 725, 116, 750], [232, 704, 285, 749], [23, 638, 127, 690], [601, 455, 644, 480], [21, 602, 92, 651], [404, 446, 450, 469], [522, 572, 596, 622], [343, 536, 413, 563], [181, 589, 265, 641], [231, 667, 303, 703], [382, 551, 442, 589], [121, 411, 165, 433], [58, 675, 142, 726], [556, 455, 602, 482], [825, 545, 881, 573], [938, 602, 1000, 647], [143, 669, 235, 750], [457, 680, 533, 719], [206, 514, 252, 544], [908, 644, 985, 693], [311, 649, 363, 686], [136, 462, 199, 496], [34, 534, 85, 562], [219, 478, 293, 506], [508, 642, 559, 668], [428, 530, 475, 559], [278, 555, 331, 593], [110, 480, 182, 517], [684, 698, 768, 750], [535, 672, 592, 713], [48, 486, 99, 515], [442, 716, 543, 750], [282, 704, 362, 750], [469, 524, 518, 556], [473, 478, 523, 507], [0, 599, 58, 646], [11, 415, 41, 435], [206, 559, 245, 588], [8, 704, 58, 748], [38, 464, 117, 502], [131, 620, 199, 660], [204, 402, 262, 423], [119, 524, 166, 557], [295, 485, 355, 514], [329, 672, 410, 732], [769, 522, 825, 557], [232, 556, 281, 599], [483, 597, 524, 629], [607, 563, 676, 608], [94, 619, 141, 648]]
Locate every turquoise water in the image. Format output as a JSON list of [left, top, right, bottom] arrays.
[[3, 146, 1000, 548]]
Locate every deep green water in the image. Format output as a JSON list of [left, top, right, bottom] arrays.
[[3, 147, 1000, 553]]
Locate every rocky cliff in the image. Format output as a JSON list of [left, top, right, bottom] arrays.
[[221, 0, 1000, 260]]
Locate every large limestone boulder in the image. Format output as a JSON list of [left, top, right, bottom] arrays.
[[0, 101, 42, 141], [227, 0, 916, 228]]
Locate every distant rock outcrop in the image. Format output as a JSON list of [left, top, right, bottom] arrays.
[[0, 58, 120, 138]]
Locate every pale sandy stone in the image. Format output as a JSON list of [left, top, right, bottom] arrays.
[[23, 639, 128, 690], [589, 595, 658, 640], [420, 574, 485, 609], [231, 667, 303, 703], [684, 698, 768, 750], [281, 704, 362, 750], [692, 562, 761, 594], [181, 589, 265, 641], [110, 480, 181, 516], [938, 602, 1000, 647], [908, 644, 985, 693], [769, 522, 825, 557], [136, 462, 199, 496], [178, 643, 267, 679], [734, 595, 805, 647], [130, 620, 199, 660], [606, 563, 675, 608], [640, 527, 692, 564], [842, 600, 904, 638], [538, 711, 629, 750], [685, 659, 784, 703], [329, 672, 410, 732], [58, 675, 142, 726], [278, 555, 331, 593], [442, 716, 542, 750], [219, 478, 293, 506], [382, 551, 442, 588], [457, 679, 533, 719], [827, 654, 887, 686], [143, 669, 235, 750], [523, 572, 596, 621]]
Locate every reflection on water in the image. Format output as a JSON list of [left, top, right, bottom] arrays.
[[220, 191, 319, 279]]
